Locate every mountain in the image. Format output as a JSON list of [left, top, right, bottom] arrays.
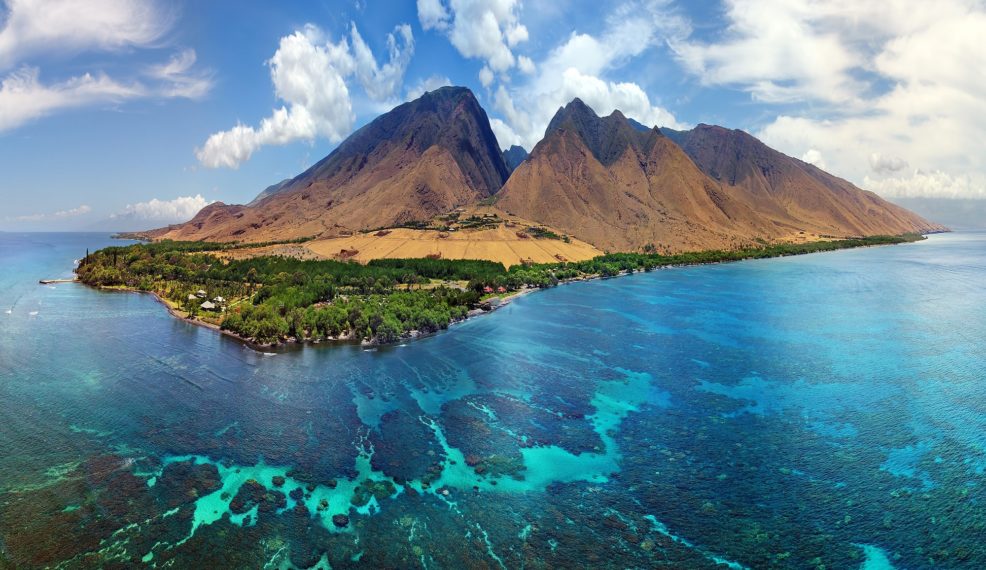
[[496, 99, 787, 252], [496, 100, 943, 252], [502, 145, 528, 173], [627, 118, 652, 133], [659, 124, 943, 238], [148, 86, 510, 242]]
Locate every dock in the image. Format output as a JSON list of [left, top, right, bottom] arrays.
[[39, 278, 78, 285]]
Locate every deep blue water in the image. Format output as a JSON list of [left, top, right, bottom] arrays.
[[1, 231, 985, 569]]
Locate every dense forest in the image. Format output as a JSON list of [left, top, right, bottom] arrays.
[[77, 234, 924, 345]]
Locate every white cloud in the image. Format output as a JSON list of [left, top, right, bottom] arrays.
[[0, 0, 174, 69], [0, 66, 139, 131], [869, 153, 908, 175], [478, 65, 494, 87], [417, 0, 527, 74], [671, 0, 861, 104], [0, 0, 210, 132], [417, 0, 450, 31], [196, 22, 414, 169], [802, 149, 825, 169], [113, 194, 213, 222], [0, 52, 212, 132], [481, 2, 688, 150], [864, 171, 986, 200], [406, 74, 451, 100], [517, 55, 535, 75], [6, 204, 91, 222], [671, 0, 986, 200], [145, 49, 213, 99], [489, 117, 521, 149], [350, 23, 414, 101]]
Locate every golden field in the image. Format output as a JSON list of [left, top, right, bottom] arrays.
[[212, 208, 603, 268]]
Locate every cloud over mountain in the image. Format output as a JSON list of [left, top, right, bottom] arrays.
[[196, 22, 414, 169]]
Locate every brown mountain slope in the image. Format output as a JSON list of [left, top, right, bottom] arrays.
[[496, 100, 784, 252], [660, 124, 946, 237], [497, 100, 944, 252], [149, 86, 510, 242]]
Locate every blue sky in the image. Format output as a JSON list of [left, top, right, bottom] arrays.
[[1, 0, 984, 231]]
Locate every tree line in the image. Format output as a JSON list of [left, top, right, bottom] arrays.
[[76, 234, 923, 345]]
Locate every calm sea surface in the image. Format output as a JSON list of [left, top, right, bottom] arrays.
[[1, 231, 984, 569]]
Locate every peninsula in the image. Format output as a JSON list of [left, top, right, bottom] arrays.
[[78, 87, 944, 346]]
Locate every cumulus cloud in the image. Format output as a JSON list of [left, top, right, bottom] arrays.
[[196, 22, 414, 169], [6, 204, 91, 222], [480, 2, 688, 150], [801, 149, 826, 169], [863, 171, 986, 200], [675, 0, 986, 200], [417, 0, 450, 31], [0, 0, 210, 132], [671, 0, 861, 104], [417, 0, 528, 76], [112, 194, 213, 222]]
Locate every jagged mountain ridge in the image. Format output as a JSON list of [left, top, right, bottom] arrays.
[[496, 100, 943, 251], [149, 87, 944, 251]]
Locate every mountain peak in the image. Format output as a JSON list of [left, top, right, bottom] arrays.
[[542, 98, 658, 165], [148, 85, 509, 242], [502, 144, 529, 174]]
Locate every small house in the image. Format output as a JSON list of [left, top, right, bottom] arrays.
[[497, 286, 506, 293], [196, 289, 207, 298], [483, 286, 493, 294], [213, 296, 225, 304], [187, 294, 198, 301], [200, 301, 217, 311]]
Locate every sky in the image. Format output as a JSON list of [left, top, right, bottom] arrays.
[[1, 0, 985, 231]]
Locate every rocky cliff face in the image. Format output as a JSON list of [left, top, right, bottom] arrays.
[[149, 87, 510, 242]]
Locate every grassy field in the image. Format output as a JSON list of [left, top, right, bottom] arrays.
[[304, 226, 602, 267]]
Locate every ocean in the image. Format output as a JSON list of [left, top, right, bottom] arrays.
[[1, 231, 984, 568]]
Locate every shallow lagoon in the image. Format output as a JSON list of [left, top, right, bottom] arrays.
[[1, 231, 985, 568]]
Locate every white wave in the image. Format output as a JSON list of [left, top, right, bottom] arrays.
[[4, 309, 11, 315], [29, 311, 38, 316]]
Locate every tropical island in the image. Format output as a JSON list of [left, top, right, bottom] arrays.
[[76, 233, 925, 346], [73, 86, 944, 347]]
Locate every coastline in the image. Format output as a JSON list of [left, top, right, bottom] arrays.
[[73, 234, 930, 351]]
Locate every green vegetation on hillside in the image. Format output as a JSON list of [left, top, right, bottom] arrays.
[[76, 234, 924, 345]]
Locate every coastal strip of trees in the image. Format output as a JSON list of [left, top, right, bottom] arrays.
[[76, 234, 924, 345]]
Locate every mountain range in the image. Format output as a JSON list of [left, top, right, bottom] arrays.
[[146, 86, 944, 252]]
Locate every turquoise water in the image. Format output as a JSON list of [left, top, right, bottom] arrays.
[[1, 231, 985, 568]]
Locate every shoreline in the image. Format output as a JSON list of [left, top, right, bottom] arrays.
[[72, 234, 930, 351]]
